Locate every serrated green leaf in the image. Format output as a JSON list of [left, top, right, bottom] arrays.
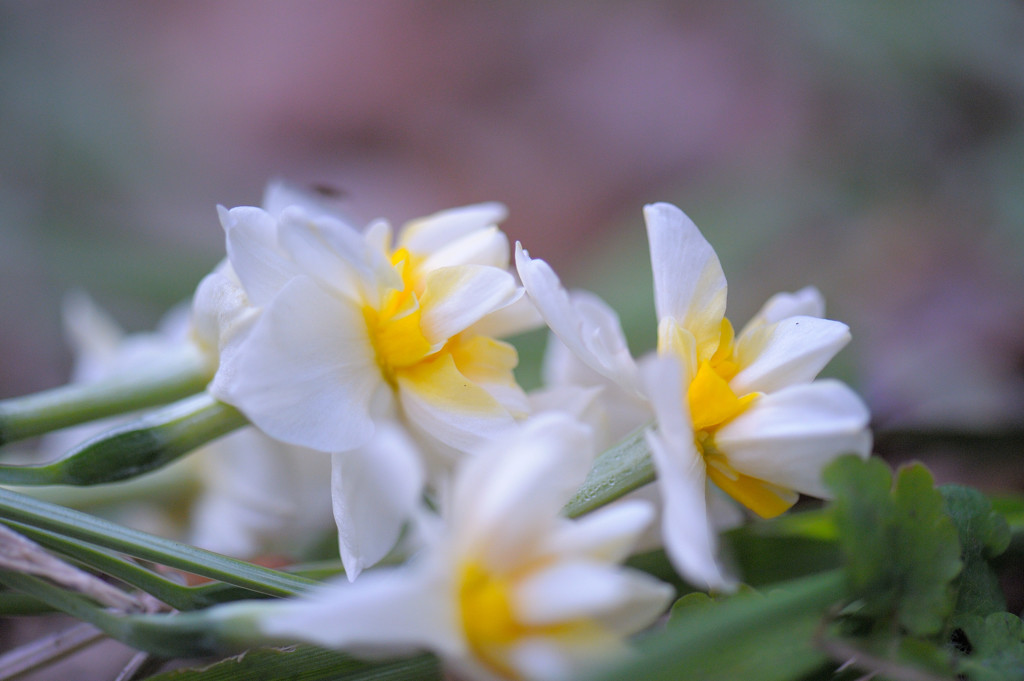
[[824, 456, 962, 638], [941, 485, 1010, 623], [141, 646, 440, 681], [956, 612, 1024, 681]]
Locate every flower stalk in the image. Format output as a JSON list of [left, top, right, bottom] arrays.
[[0, 393, 247, 486], [0, 345, 212, 446]]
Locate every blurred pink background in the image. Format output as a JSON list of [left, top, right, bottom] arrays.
[[2, 2, 1023, 452]]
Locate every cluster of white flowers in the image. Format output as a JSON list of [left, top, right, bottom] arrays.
[[78, 185, 870, 681]]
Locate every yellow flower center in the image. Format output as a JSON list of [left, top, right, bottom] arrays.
[[361, 244, 525, 421], [458, 561, 524, 678], [686, 319, 796, 519], [363, 248, 435, 383], [457, 560, 603, 679]]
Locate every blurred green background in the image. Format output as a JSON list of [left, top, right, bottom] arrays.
[[2, 1, 1023, 481]]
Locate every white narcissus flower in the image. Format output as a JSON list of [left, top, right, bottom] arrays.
[[196, 186, 539, 577], [221, 414, 673, 681], [516, 202, 871, 590], [37, 292, 334, 560]]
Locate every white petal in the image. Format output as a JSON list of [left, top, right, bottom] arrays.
[[193, 263, 261, 381], [332, 423, 426, 580], [261, 180, 358, 224], [641, 357, 732, 591], [529, 384, 602, 419], [506, 640, 577, 681], [278, 207, 398, 305], [515, 561, 655, 626], [516, 244, 642, 395], [751, 286, 826, 324], [396, 354, 518, 454], [419, 226, 510, 272], [510, 574, 668, 679], [418, 265, 519, 344], [644, 203, 727, 361], [716, 380, 872, 498], [190, 428, 333, 559], [646, 429, 728, 591], [463, 291, 544, 339], [574, 290, 641, 380], [656, 318, 699, 385], [224, 276, 381, 452], [255, 566, 462, 656], [730, 316, 851, 395], [399, 202, 508, 254], [586, 569, 675, 635], [61, 290, 123, 365], [451, 414, 593, 567], [543, 501, 654, 564], [154, 302, 195, 344], [364, 219, 394, 255], [220, 205, 297, 307]]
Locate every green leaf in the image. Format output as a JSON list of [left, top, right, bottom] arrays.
[[141, 646, 440, 681], [0, 393, 247, 486], [941, 485, 1011, 623], [666, 591, 718, 620], [725, 522, 841, 587], [563, 423, 655, 518], [991, 495, 1024, 531], [0, 346, 212, 446], [667, 584, 761, 626], [584, 571, 844, 681], [956, 612, 1024, 681], [0, 588, 55, 615], [0, 487, 316, 598], [823, 456, 962, 638]]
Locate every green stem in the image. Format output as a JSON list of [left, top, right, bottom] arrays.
[[2, 520, 228, 611], [0, 569, 254, 657], [563, 424, 656, 518], [0, 487, 316, 598], [0, 345, 213, 446], [0, 393, 248, 486]]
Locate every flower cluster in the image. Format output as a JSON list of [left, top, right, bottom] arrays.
[[107, 187, 872, 680]]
